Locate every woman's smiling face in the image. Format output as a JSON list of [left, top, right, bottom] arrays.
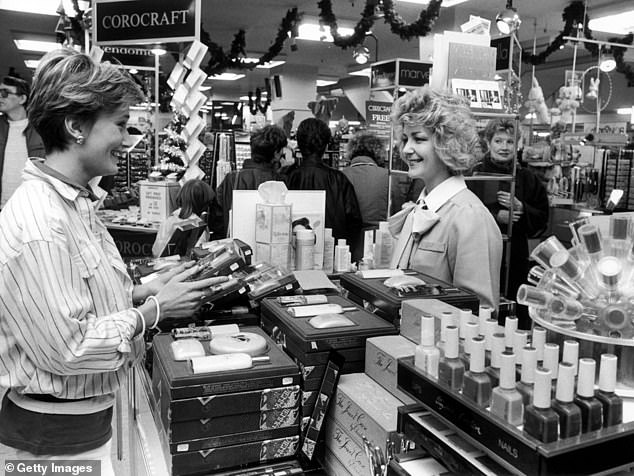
[[489, 131, 515, 163], [400, 124, 449, 191]]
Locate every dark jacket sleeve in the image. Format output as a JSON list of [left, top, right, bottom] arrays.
[[209, 174, 232, 240], [519, 170, 549, 238], [341, 175, 364, 261]]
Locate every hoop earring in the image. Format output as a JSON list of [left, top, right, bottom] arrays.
[[75, 135, 85, 145]]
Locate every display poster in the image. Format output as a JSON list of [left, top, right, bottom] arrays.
[[371, 60, 397, 89], [397, 60, 432, 88], [93, 0, 200, 45], [365, 101, 392, 140], [451, 78, 502, 110], [447, 42, 496, 81], [491, 36, 511, 71], [231, 190, 326, 270]]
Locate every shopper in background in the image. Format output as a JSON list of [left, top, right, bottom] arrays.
[[0, 75, 45, 208], [211, 124, 287, 239], [152, 179, 213, 258], [342, 131, 389, 229], [285, 117, 363, 262], [474, 118, 549, 328], [0, 48, 226, 473], [389, 87, 502, 311]]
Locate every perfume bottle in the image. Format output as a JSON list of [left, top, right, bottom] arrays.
[[414, 315, 440, 379], [562, 340, 579, 377], [609, 215, 631, 259], [438, 326, 464, 391], [595, 354, 623, 427], [524, 367, 559, 443], [551, 362, 582, 438], [512, 330, 529, 366], [517, 346, 538, 407], [463, 336, 492, 408], [532, 327, 547, 364], [490, 351, 524, 426], [596, 256, 624, 302], [578, 223, 604, 263], [486, 332, 506, 388], [517, 285, 554, 312], [549, 248, 600, 300], [504, 316, 518, 349], [574, 358, 603, 432], [530, 235, 567, 269], [527, 265, 580, 300]]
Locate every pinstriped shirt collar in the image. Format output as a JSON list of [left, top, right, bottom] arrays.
[[417, 175, 467, 213], [25, 159, 106, 203]]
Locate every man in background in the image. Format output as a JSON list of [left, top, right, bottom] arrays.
[[0, 75, 45, 208]]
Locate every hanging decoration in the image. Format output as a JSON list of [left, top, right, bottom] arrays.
[[203, 8, 301, 76], [248, 86, 272, 115], [55, 0, 90, 48], [317, 0, 377, 48], [381, 0, 442, 40], [610, 34, 634, 87]]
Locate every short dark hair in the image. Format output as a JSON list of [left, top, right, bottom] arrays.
[[345, 131, 386, 166], [483, 118, 515, 142], [2, 76, 30, 100], [177, 179, 214, 219], [296, 118, 331, 158], [250, 125, 288, 163]]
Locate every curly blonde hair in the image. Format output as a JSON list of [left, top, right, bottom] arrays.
[[391, 87, 478, 174]]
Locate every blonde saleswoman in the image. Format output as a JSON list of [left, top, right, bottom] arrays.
[[388, 87, 503, 311]]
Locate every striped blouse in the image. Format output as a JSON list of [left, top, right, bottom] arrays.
[[0, 160, 143, 400]]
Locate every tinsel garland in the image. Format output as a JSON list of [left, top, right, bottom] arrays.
[[381, 0, 442, 40], [609, 34, 634, 87], [317, 0, 377, 48], [203, 8, 301, 76]]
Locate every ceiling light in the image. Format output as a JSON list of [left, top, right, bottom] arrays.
[[199, 85, 211, 91], [617, 107, 634, 115], [599, 56, 617, 72], [396, 0, 470, 6], [256, 60, 285, 69], [150, 47, 166, 56], [588, 10, 634, 35], [496, 0, 521, 35], [24, 59, 40, 69], [239, 95, 249, 101], [316, 79, 337, 87], [349, 68, 371, 77], [297, 23, 354, 42], [209, 73, 245, 81], [353, 45, 370, 64], [14, 39, 59, 53]]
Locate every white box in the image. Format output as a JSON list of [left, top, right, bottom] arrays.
[[139, 180, 180, 223], [365, 336, 417, 404], [255, 203, 292, 244], [329, 373, 403, 449], [400, 299, 463, 345], [324, 418, 371, 476], [255, 242, 290, 269]]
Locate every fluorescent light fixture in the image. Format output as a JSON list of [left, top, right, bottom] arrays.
[[209, 73, 245, 81], [24, 59, 40, 69], [396, 0, 470, 6], [199, 85, 211, 91], [0, 0, 58, 15], [588, 10, 634, 35], [239, 95, 249, 101], [316, 79, 337, 87], [536, 132, 550, 137], [617, 107, 634, 115], [349, 68, 371, 77], [14, 39, 59, 53], [256, 60, 285, 69], [297, 23, 354, 42], [150, 47, 166, 56]]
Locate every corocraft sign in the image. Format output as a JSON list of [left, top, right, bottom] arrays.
[[94, 0, 200, 45]]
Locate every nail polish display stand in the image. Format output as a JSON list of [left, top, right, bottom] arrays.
[[397, 357, 634, 475]]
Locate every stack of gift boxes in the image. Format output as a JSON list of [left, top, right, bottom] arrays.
[[255, 200, 292, 270]]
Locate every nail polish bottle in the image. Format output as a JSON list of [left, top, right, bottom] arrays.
[[478, 305, 492, 331], [482, 318, 499, 366], [562, 340, 579, 377], [486, 332, 506, 388], [459, 308, 474, 342], [595, 354, 623, 427], [574, 358, 603, 432], [460, 321, 480, 368], [532, 327, 547, 365], [504, 316, 518, 349], [524, 367, 559, 443], [543, 343, 560, 397], [463, 336, 492, 408], [438, 311, 456, 357], [438, 326, 464, 391], [551, 362, 582, 438], [512, 330, 529, 366], [414, 315, 440, 379], [517, 346, 538, 407], [490, 351, 524, 426]]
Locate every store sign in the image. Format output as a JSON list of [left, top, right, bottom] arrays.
[[365, 101, 392, 139], [102, 45, 155, 68], [398, 60, 431, 88], [491, 36, 511, 71], [93, 0, 200, 45], [371, 61, 397, 89]]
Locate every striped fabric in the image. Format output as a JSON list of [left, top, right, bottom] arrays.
[[0, 160, 143, 400]]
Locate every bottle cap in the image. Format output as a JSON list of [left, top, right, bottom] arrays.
[[482, 318, 498, 351], [440, 311, 455, 343], [532, 327, 546, 361], [550, 250, 581, 280], [599, 353, 618, 393], [444, 326, 459, 359], [579, 224, 602, 254], [520, 346, 537, 384], [610, 215, 630, 240], [562, 340, 579, 376], [490, 332, 506, 369], [337, 239, 347, 246], [533, 367, 553, 409], [513, 330, 529, 364], [420, 315, 435, 347], [543, 343, 560, 379], [504, 316, 518, 348], [577, 358, 597, 398], [499, 351, 518, 389], [597, 256, 622, 288], [555, 362, 576, 403], [470, 337, 486, 373], [459, 309, 473, 339], [464, 322, 480, 355], [478, 305, 492, 325], [296, 229, 314, 240]]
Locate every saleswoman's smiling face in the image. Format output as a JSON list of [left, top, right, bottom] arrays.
[[400, 124, 448, 188]]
